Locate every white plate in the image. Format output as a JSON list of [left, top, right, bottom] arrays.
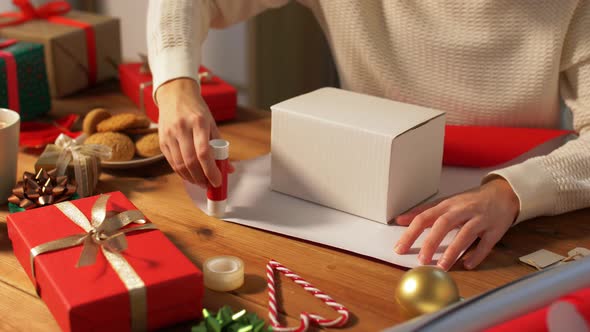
[[77, 123, 165, 169], [101, 153, 165, 169]]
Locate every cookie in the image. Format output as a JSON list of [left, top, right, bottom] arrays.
[[83, 108, 111, 135], [96, 113, 150, 132], [84, 132, 135, 161], [135, 133, 161, 157], [123, 127, 158, 135]]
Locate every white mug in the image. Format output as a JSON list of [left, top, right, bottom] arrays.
[[0, 108, 20, 205]]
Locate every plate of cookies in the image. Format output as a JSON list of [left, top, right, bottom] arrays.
[[81, 108, 165, 169]]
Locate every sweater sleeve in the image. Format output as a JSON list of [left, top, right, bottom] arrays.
[[146, 0, 289, 102], [484, 1, 590, 224]]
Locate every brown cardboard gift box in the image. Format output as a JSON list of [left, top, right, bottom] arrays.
[[0, 10, 121, 97]]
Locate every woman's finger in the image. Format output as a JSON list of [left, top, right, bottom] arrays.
[[463, 231, 502, 270], [437, 219, 483, 270], [164, 141, 193, 183], [418, 209, 470, 264], [394, 202, 449, 254], [177, 130, 206, 185], [194, 126, 222, 187]]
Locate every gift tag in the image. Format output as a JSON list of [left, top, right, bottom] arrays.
[[519, 249, 566, 270], [567, 247, 590, 261]]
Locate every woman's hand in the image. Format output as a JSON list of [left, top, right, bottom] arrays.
[[394, 178, 520, 270], [156, 78, 229, 187]]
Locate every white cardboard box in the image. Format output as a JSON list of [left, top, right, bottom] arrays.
[[270, 88, 446, 224]]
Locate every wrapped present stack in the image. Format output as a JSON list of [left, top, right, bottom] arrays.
[[6, 192, 204, 332], [0, 0, 121, 97], [0, 38, 51, 121], [119, 55, 237, 123]]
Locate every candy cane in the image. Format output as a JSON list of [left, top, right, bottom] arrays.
[[266, 259, 350, 332]]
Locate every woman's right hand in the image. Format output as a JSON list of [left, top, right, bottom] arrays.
[[156, 78, 222, 188]]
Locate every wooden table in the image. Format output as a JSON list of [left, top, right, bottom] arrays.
[[1, 84, 589, 332]]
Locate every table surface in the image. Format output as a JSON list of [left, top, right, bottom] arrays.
[[1, 83, 589, 332]]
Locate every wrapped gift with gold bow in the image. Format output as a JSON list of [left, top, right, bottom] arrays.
[[35, 133, 111, 197], [6, 192, 204, 332]]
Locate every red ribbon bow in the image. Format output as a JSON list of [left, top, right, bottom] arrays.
[[0, 0, 71, 28], [0, 1, 84, 148], [0, 0, 97, 86]]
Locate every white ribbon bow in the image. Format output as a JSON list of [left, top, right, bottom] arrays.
[[54, 133, 112, 196]]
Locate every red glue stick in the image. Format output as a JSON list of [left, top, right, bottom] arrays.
[[207, 139, 229, 217]]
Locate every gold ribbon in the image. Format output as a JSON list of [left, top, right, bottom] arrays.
[[54, 133, 112, 197], [29, 194, 157, 331]]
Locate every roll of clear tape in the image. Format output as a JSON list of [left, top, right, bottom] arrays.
[[203, 256, 244, 292]]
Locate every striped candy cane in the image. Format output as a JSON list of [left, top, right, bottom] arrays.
[[266, 259, 350, 332]]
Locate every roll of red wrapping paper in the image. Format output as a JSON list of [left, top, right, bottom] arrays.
[[443, 126, 572, 168], [207, 139, 229, 217], [485, 288, 590, 332]]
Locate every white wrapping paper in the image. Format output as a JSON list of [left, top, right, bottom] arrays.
[[184, 135, 570, 268]]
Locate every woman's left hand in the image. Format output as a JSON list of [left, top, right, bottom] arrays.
[[394, 178, 520, 270]]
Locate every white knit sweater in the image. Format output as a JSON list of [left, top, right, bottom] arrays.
[[147, 0, 590, 223]]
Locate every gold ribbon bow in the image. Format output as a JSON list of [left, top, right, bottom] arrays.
[[29, 194, 158, 332], [54, 133, 112, 197]]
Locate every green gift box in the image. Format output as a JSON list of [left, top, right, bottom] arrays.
[[0, 39, 51, 121]]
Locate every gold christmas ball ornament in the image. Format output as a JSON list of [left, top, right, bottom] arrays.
[[395, 266, 461, 318]]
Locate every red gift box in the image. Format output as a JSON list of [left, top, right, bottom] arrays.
[[119, 63, 237, 123], [7, 191, 203, 332]]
